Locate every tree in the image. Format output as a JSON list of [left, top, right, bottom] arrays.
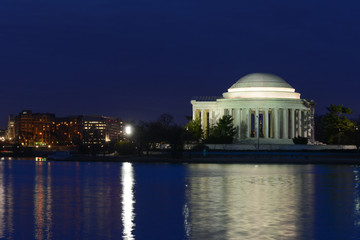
[[314, 114, 325, 143], [133, 114, 185, 157], [321, 104, 355, 144], [204, 115, 236, 144], [157, 113, 174, 127], [293, 136, 308, 145], [165, 124, 184, 158], [115, 141, 136, 155], [183, 117, 203, 143]]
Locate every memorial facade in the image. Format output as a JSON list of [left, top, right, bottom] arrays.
[[191, 73, 315, 144]]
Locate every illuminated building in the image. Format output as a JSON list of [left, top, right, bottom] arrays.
[[54, 116, 82, 146], [15, 110, 55, 146], [81, 116, 123, 145], [12, 111, 123, 146], [191, 73, 315, 144], [103, 117, 123, 142], [81, 116, 107, 145], [5, 115, 15, 142], [55, 116, 122, 146], [14, 110, 33, 145], [0, 129, 5, 142]]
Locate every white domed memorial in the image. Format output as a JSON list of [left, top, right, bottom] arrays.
[[191, 73, 315, 144]]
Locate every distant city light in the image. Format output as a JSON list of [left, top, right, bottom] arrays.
[[125, 126, 132, 135]]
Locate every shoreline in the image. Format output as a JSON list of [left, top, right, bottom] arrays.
[[49, 151, 360, 164], [3, 151, 360, 164]]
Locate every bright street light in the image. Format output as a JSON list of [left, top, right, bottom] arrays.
[[125, 125, 132, 135]]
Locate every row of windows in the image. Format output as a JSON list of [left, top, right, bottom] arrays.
[[88, 133, 104, 136], [83, 127, 105, 130], [83, 124, 106, 127]]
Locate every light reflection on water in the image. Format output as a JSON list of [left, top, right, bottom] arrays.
[[185, 164, 316, 239], [185, 164, 360, 240], [0, 161, 7, 239], [0, 158, 358, 239], [121, 162, 135, 240], [354, 168, 360, 226], [34, 161, 52, 240], [0, 160, 13, 240]]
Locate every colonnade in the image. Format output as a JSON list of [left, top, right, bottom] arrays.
[[193, 107, 314, 142]]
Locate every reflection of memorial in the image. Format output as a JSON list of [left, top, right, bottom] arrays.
[[310, 166, 360, 239], [121, 162, 135, 239], [184, 164, 316, 239], [353, 168, 360, 226]]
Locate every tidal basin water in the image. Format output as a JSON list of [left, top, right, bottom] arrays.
[[0, 158, 360, 239]]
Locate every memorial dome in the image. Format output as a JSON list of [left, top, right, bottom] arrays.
[[230, 73, 293, 89], [223, 73, 300, 99]]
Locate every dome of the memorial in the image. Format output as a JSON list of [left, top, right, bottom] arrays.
[[230, 73, 293, 89], [223, 73, 300, 99]]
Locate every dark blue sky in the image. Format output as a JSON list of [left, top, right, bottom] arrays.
[[1, 0, 360, 127]]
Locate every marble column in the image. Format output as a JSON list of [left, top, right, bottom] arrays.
[[265, 109, 269, 138], [283, 108, 288, 139], [298, 110, 302, 137], [233, 109, 238, 141], [304, 111, 308, 138], [291, 109, 295, 139], [201, 109, 204, 129], [255, 109, 259, 139], [223, 108, 227, 117], [237, 109, 241, 140], [246, 108, 250, 139], [310, 110, 315, 143], [274, 108, 279, 139], [308, 110, 312, 140]]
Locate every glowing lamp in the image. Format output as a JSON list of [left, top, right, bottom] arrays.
[[125, 126, 132, 135]]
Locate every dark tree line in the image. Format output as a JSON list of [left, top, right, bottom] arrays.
[[115, 113, 237, 157], [132, 114, 184, 158], [315, 104, 360, 147]]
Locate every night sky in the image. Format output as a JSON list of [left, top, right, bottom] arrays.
[[1, 0, 360, 128]]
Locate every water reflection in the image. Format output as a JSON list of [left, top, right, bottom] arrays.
[[185, 164, 360, 239], [0, 158, 359, 239], [0, 161, 6, 238], [34, 161, 52, 240], [185, 164, 316, 240], [354, 168, 360, 226], [0, 161, 13, 239], [311, 165, 360, 239], [121, 162, 135, 240]]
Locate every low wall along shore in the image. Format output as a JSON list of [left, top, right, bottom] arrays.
[[204, 144, 357, 151]]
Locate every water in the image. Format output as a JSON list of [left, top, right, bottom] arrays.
[[0, 158, 359, 239]]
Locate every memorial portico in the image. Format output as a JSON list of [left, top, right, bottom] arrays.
[[191, 73, 315, 144]]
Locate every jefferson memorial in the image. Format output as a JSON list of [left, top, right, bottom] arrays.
[[191, 73, 315, 144]]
